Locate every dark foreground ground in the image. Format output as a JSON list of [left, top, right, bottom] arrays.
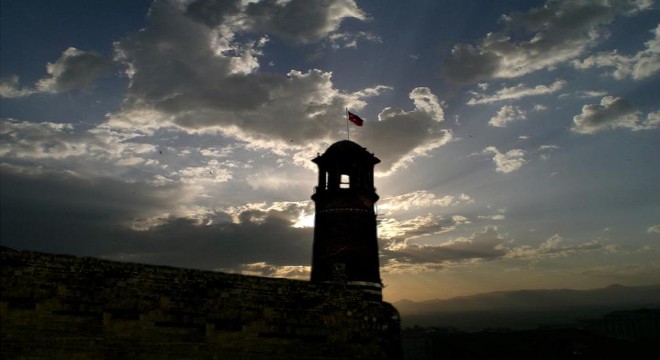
[[402, 326, 659, 359]]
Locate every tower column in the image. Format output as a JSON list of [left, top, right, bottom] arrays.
[[311, 140, 382, 291]]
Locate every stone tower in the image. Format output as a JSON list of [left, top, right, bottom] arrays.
[[311, 140, 381, 292]]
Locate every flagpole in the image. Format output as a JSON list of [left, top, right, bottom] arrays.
[[346, 108, 350, 140]]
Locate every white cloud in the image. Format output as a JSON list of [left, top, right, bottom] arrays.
[[0, 120, 85, 159], [328, 31, 381, 49], [0, 119, 263, 189], [234, 262, 310, 280], [638, 110, 660, 130], [505, 234, 613, 260], [178, 162, 233, 184], [573, 24, 660, 80], [379, 191, 474, 213], [571, 96, 658, 134], [0, 75, 35, 98], [223, 200, 313, 225], [468, 80, 566, 105], [379, 214, 465, 247], [488, 105, 526, 127], [482, 146, 527, 173], [442, 0, 653, 83], [648, 224, 660, 234], [246, 168, 310, 190], [0, 119, 158, 167], [571, 90, 609, 99], [478, 214, 506, 221], [538, 144, 559, 160]]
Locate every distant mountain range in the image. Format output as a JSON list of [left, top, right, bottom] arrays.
[[395, 284, 660, 331]]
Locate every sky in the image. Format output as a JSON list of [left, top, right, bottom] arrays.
[[1, 0, 659, 303]]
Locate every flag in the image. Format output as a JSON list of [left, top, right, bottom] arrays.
[[347, 111, 364, 126]]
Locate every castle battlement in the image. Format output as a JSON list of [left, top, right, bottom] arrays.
[[1, 246, 401, 359]]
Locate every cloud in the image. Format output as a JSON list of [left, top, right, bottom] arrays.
[[488, 105, 526, 127], [112, 0, 372, 136], [468, 80, 566, 105], [571, 96, 659, 134], [0, 166, 314, 270], [0, 120, 87, 159], [478, 214, 506, 221], [0, 119, 168, 179], [573, 24, 660, 80], [107, 0, 447, 174], [504, 234, 614, 260], [379, 214, 467, 247], [482, 146, 527, 173], [36, 47, 115, 93], [0, 119, 149, 160], [562, 90, 609, 99], [233, 262, 310, 279], [328, 31, 381, 49], [383, 226, 508, 265], [242, 0, 366, 44], [379, 191, 473, 213], [380, 259, 445, 274], [104, 1, 453, 175], [0, 164, 186, 248], [442, 0, 653, 83], [648, 224, 660, 234], [0, 76, 35, 98], [381, 227, 618, 273], [186, 0, 365, 43], [356, 87, 452, 173], [538, 144, 559, 160], [0, 48, 114, 98]]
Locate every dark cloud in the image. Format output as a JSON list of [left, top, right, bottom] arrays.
[[382, 225, 617, 271], [37, 47, 115, 93], [107, 211, 313, 269], [0, 48, 114, 98], [0, 166, 174, 253], [357, 87, 451, 173], [244, 0, 365, 44], [111, 0, 450, 174], [186, 0, 242, 27], [442, 44, 501, 84], [571, 96, 659, 134], [441, 0, 652, 83], [384, 226, 507, 264], [0, 166, 312, 271], [186, 0, 365, 44], [113, 0, 369, 141]]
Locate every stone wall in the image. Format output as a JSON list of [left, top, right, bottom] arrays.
[[0, 247, 401, 359]]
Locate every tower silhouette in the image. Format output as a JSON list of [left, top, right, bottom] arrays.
[[311, 140, 381, 291]]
